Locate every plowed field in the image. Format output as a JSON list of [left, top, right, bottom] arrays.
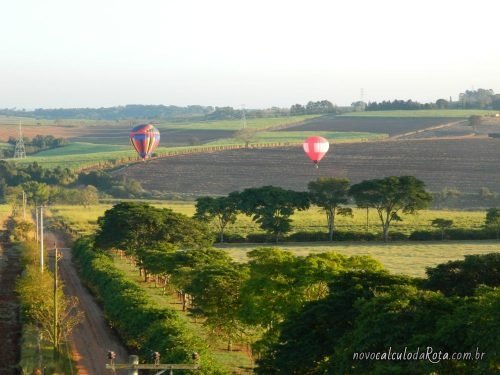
[[115, 138, 500, 195]]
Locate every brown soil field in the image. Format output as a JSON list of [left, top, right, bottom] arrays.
[[282, 115, 460, 136], [0, 123, 233, 147], [115, 138, 500, 195]]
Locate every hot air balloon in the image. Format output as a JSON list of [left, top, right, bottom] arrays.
[[303, 136, 329, 168], [129, 124, 160, 160]]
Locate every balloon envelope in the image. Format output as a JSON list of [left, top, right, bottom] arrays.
[[129, 124, 160, 159], [303, 136, 329, 164]]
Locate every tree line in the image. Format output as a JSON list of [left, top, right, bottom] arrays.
[[1, 134, 67, 158], [0, 161, 145, 206], [196, 176, 432, 242], [84, 201, 500, 374]]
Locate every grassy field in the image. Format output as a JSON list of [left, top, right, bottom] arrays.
[[217, 241, 500, 278], [341, 109, 499, 117], [51, 203, 488, 237]]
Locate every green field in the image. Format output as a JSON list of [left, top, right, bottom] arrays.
[[157, 115, 319, 131], [341, 109, 498, 118], [218, 241, 500, 278], [51, 203, 488, 237], [0, 204, 11, 229]]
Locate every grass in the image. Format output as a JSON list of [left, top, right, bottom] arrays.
[[217, 241, 500, 278], [111, 254, 254, 373], [341, 109, 499, 118], [156, 115, 319, 131], [33, 142, 129, 156], [206, 131, 387, 146], [51, 203, 489, 239], [18, 319, 75, 374]]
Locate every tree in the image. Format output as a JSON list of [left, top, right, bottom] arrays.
[[233, 128, 258, 147], [435, 98, 449, 109], [485, 208, 500, 239], [238, 186, 310, 242], [194, 195, 239, 243], [255, 270, 414, 375], [424, 253, 500, 296], [308, 178, 352, 241], [349, 176, 432, 241], [431, 218, 453, 240], [16, 263, 83, 353], [468, 115, 482, 133], [187, 263, 249, 351], [22, 181, 51, 206], [78, 185, 99, 207], [95, 202, 213, 257]]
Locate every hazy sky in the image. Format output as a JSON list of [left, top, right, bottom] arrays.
[[1, 0, 499, 109]]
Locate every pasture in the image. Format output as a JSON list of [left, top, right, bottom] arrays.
[[218, 241, 500, 278], [341, 109, 499, 117], [51, 204, 488, 237]]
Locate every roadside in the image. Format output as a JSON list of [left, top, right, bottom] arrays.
[[0, 242, 21, 375], [43, 231, 129, 374]]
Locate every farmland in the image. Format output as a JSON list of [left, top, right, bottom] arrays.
[[115, 138, 500, 196], [282, 114, 461, 136], [219, 241, 500, 278], [50, 204, 489, 237]]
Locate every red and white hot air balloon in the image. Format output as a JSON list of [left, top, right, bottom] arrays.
[[303, 136, 329, 168]]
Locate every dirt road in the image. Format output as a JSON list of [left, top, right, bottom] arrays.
[[44, 232, 129, 374]]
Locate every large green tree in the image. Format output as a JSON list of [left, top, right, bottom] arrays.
[[187, 263, 249, 351], [308, 177, 352, 241], [255, 270, 414, 374], [423, 252, 500, 296], [349, 176, 432, 241], [485, 208, 500, 239], [95, 202, 213, 256], [237, 186, 310, 242], [194, 195, 239, 243]]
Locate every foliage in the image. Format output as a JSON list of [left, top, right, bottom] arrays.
[[194, 196, 239, 243], [94, 202, 213, 256], [187, 263, 249, 351], [72, 237, 227, 374], [485, 208, 500, 239], [349, 176, 432, 241], [237, 186, 310, 241], [255, 270, 414, 374], [15, 241, 83, 351], [423, 253, 500, 297], [308, 177, 352, 241], [431, 218, 454, 240]]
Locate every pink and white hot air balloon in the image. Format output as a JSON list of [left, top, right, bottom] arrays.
[[303, 136, 330, 168]]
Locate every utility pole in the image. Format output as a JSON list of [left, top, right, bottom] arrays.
[[39, 206, 44, 273], [35, 208, 39, 243], [53, 243, 62, 359], [22, 190, 26, 220]]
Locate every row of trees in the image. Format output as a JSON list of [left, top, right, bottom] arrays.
[[90, 202, 500, 373], [0, 161, 144, 204], [195, 176, 432, 242], [352, 88, 500, 111]]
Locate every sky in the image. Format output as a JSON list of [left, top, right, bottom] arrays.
[[1, 0, 499, 109]]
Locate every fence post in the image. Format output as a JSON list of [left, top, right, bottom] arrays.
[[128, 355, 139, 375]]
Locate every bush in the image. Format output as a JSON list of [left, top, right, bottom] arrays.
[[410, 228, 497, 241]]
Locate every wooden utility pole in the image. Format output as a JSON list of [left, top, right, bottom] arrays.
[[39, 206, 44, 273], [53, 244, 62, 359]]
